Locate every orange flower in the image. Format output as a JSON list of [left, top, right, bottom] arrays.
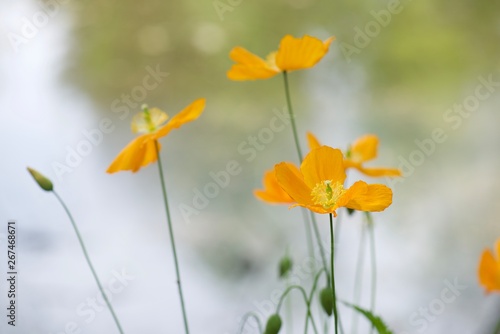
[[107, 99, 206, 173], [254, 165, 297, 204], [274, 146, 393, 216], [478, 239, 500, 293], [227, 35, 335, 81], [307, 132, 402, 177]]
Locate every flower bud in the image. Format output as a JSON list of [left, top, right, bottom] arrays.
[[264, 314, 282, 334], [27, 167, 53, 192], [319, 287, 333, 316], [278, 256, 293, 279]]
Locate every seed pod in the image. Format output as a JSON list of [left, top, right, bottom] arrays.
[[319, 287, 334, 316], [264, 314, 282, 334], [278, 256, 293, 279], [27, 167, 53, 192]]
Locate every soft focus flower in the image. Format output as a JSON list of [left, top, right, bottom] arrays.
[[307, 132, 401, 177], [478, 239, 500, 293], [107, 99, 206, 173], [254, 165, 297, 204], [227, 35, 334, 81], [274, 146, 393, 216]]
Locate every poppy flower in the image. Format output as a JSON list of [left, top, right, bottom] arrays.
[[106, 98, 206, 173], [478, 239, 500, 293], [274, 146, 393, 216], [254, 164, 297, 204], [307, 132, 402, 177], [227, 35, 334, 81]]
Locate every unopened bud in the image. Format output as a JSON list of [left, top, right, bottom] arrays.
[[27, 167, 53, 191], [264, 314, 282, 334], [278, 256, 293, 279], [319, 287, 334, 316]]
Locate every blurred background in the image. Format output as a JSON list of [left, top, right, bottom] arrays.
[[1, 0, 500, 333]]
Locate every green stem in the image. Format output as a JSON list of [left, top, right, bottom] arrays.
[[154, 140, 190, 334], [238, 312, 263, 334], [329, 214, 340, 334], [494, 316, 500, 334], [276, 285, 319, 334], [366, 213, 377, 334], [282, 71, 303, 162], [282, 71, 329, 285], [301, 209, 316, 275], [351, 221, 367, 334], [305, 268, 327, 333], [52, 191, 124, 334]]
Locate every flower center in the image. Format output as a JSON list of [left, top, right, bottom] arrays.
[[131, 105, 169, 134], [311, 180, 346, 209]]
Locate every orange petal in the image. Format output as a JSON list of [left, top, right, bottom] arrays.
[[349, 134, 379, 163], [154, 98, 206, 139], [275, 35, 334, 72], [356, 166, 402, 177], [106, 135, 158, 173], [478, 247, 500, 293], [275, 162, 314, 207], [301, 146, 345, 188], [254, 167, 295, 204], [306, 132, 322, 151], [227, 47, 280, 80], [342, 181, 393, 212]]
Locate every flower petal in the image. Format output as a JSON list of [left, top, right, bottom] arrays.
[[275, 162, 314, 207], [349, 134, 379, 163], [301, 146, 346, 188], [106, 134, 158, 173], [254, 167, 295, 204], [341, 181, 393, 212], [478, 247, 500, 293], [356, 166, 402, 177], [154, 98, 206, 139], [306, 132, 322, 151], [275, 35, 334, 72], [227, 47, 280, 80]]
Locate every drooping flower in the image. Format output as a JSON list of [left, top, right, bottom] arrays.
[[307, 132, 402, 177], [478, 239, 500, 293], [107, 99, 206, 173], [254, 164, 297, 204], [274, 146, 393, 216], [228, 35, 335, 81]]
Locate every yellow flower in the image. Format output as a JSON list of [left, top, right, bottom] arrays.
[[274, 146, 393, 216], [478, 239, 500, 293], [228, 35, 335, 81], [254, 165, 297, 204], [106, 98, 206, 173], [307, 132, 402, 177]]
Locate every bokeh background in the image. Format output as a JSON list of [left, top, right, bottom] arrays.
[[1, 0, 500, 333]]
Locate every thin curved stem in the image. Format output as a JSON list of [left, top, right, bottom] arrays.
[[276, 285, 319, 334], [238, 312, 263, 334], [52, 191, 124, 334], [155, 140, 190, 334], [329, 214, 340, 334], [304, 268, 328, 333], [282, 71, 329, 285], [351, 220, 367, 334]]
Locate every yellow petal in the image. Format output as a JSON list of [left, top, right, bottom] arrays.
[[478, 247, 500, 293], [342, 181, 393, 212], [301, 146, 345, 188], [254, 167, 295, 204], [306, 132, 322, 151], [227, 47, 280, 80], [356, 166, 402, 177], [106, 135, 159, 173], [275, 35, 334, 72], [275, 162, 314, 207], [349, 134, 379, 163], [154, 98, 206, 139]]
